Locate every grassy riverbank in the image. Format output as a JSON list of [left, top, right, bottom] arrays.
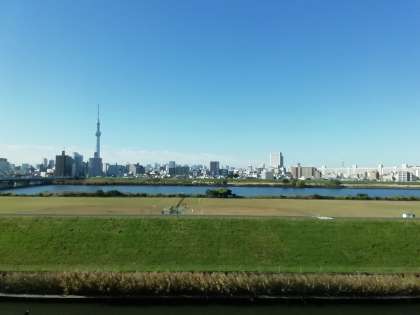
[[1, 196, 420, 217], [0, 217, 420, 273], [52, 177, 339, 188]]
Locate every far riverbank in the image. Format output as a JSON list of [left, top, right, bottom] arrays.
[[5, 184, 420, 198], [51, 178, 420, 190]]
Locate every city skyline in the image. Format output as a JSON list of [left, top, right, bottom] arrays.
[[2, 103, 420, 182], [1, 105, 419, 168], [1, 104, 419, 169], [1, 1, 420, 167]]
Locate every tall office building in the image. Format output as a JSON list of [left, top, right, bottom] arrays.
[[88, 105, 104, 177], [135, 164, 146, 175], [48, 160, 55, 170], [42, 158, 48, 169], [209, 161, 220, 177], [0, 158, 13, 177], [270, 152, 284, 169], [54, 151, 74, 177], [167, 161, 176, 176], [73, 152, 86, 178], [175, 165, 190, 177]]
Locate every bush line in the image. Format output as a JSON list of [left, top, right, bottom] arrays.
[[1, 272, 420, 298]]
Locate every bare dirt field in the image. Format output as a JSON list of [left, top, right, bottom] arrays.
[[0, 197, 419, 218]]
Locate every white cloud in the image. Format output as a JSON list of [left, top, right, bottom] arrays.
[[0, 144, 239, 166]]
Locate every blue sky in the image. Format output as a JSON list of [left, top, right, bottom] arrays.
[[1, 0, 420, 167]]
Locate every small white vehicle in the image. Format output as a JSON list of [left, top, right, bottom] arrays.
[[402, 212, 416, 219], [316, 216, 334, 220]]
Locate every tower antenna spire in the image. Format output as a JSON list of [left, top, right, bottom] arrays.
[[95, 104, 102, 158]]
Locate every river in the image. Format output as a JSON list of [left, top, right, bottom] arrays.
[[4, 184, 420, 198], [1, 301, 420, 315]]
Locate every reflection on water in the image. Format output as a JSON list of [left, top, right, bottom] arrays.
[[1, 302, 420, 315], [5, 184, 420, 198]]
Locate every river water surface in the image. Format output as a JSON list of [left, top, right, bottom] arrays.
[[5, 184, 420, 198], [1, 302, 420, 315]]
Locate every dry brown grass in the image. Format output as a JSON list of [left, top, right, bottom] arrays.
[[1, 272, 420, 297], [1, 197, 420, 218]]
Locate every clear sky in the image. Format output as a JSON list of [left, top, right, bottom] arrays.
[[1, 0, 419, 167]]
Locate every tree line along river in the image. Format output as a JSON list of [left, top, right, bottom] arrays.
[[4, 184, 420, 198]]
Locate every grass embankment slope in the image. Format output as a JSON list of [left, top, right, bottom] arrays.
[[1, 196, 420, 217], [0, 217, 420, 273]]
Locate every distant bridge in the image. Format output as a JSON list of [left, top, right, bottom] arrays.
[[0, 176, 72, 182], [0, 176, 73, 190]]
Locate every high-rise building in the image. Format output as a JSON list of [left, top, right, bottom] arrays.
[[398, 171, 413, 182], [220, 168, 229, 177], [73, 152, 86, 178], [261, 169, 274, 180], [290, 163, 321, 179], [175, 165, 190, 177], [378, 163, 384, 179], [270, 152, 284, 169], [42, 158, 48, 169], [127, 164, 137, 176], [0, 158, 13, 177], [136, 164, 146, 175], [48, 160, 55, 170], [167, 161, 176, 176], [209, 161, 220, 177], [38, 159, 47, 172], [88, 105, 103, 177], [54, 151, 74, 177], [107, 164, 125, 177]]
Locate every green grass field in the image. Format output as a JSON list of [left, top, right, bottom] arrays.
[[1, 197, 419, 274], [0, 196, 420, 218], [0, 217, 420, 273]]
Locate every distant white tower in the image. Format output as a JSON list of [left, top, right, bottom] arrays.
[[95, 104, 101, 158], [89, 104, 103, 177], [378, 163, 384, 177]]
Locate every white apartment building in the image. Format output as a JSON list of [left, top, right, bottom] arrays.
[[321, 163, 420, 182]]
